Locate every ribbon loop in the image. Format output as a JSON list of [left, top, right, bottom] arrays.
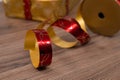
[[47, 18, 90, 48], [24, 29, 52, 68]]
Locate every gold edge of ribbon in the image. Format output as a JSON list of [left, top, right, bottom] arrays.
[[47, 26, 78, 48], [75, 5, 87, 33], [24, 30, 40, 68]]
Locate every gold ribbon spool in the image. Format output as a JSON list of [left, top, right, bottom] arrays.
[[80, 0, 120, 36]]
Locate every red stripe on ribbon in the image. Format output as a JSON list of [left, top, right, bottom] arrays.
[[23, 0, 32, 20]]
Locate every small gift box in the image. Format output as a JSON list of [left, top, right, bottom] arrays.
[[3, 0, 80, 23]]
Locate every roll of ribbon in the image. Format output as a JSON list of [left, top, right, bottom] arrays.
[[80, 0, 120, 36], [24, 29, 52, 68], [47, 18, 90, 48]]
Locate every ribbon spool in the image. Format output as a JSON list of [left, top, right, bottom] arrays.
[[47, 18, 90, 48], [24, 29, 52, 68], [80, 0, 120, 36]]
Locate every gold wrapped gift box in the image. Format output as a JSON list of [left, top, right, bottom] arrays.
[[3, 0, 80, 23]]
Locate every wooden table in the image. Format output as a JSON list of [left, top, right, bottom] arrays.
[[0, 3, 120, 80]]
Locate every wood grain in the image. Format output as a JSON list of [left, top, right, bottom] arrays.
[[0, 2, 120, 80]]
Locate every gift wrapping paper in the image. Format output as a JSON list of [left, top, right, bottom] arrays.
[[3, 0, 80, 23]]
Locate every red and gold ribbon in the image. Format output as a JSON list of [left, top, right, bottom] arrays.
[[25, 17, 90, 68], [47, 18, 90, 48], [24, 0, 91, 69], [24, 29, 52, 68]]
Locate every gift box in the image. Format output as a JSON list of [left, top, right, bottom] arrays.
[[3, 0, 80, 23]]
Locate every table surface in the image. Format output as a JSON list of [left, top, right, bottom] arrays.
[[0, 2, 120, 80]]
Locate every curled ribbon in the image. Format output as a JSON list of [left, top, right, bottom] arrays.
[[23, 0, 120, 69], [47, 18, 90, 48], [24, 1, 91, 69], [25, 17, 90, 68], [24, 29, 52, 68]]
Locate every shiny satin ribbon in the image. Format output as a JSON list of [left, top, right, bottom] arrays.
[[46, 18, 90, 48], [37, 21, 78, 48], [24, 1, 91, 68], [25, 18, 90, 68], [24, 29, 52, 68]]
